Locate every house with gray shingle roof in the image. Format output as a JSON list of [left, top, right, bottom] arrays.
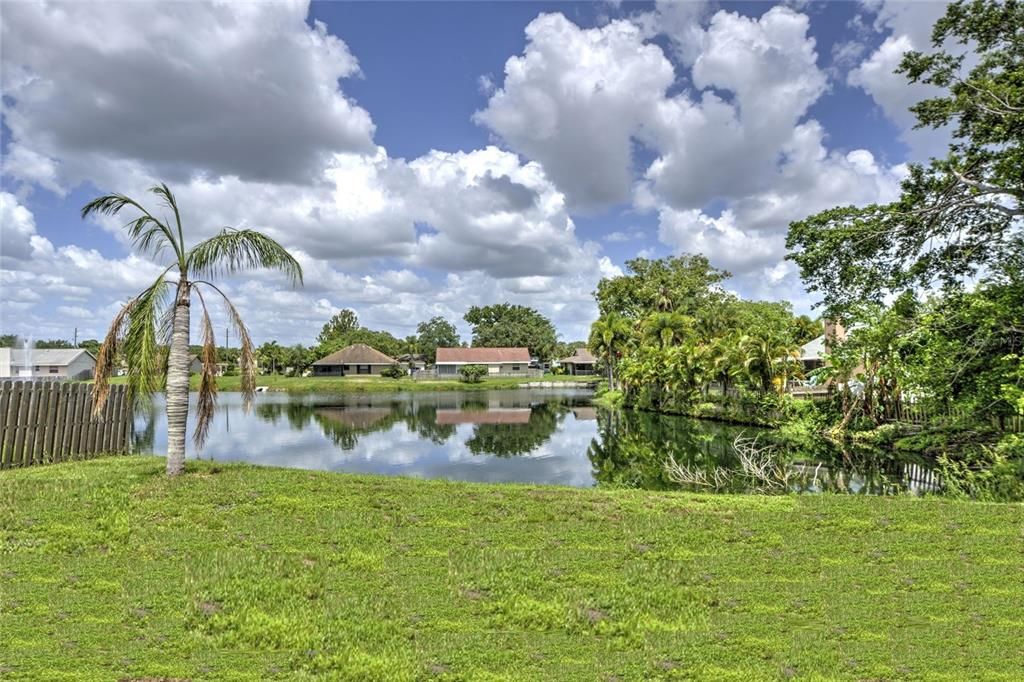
[[311, 344, 398, 377], [0, 348, 96, 380]]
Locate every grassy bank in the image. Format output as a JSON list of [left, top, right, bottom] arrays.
[[108, 374, 597, 393], [2, 457, 1022, 680]]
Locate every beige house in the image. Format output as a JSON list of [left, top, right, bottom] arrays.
[[0, 348, 96, 380], [560, 348, 597, 375], [798, 321, 848, 372], [312, 344, 398, 377], [434, 347, 532, 377]]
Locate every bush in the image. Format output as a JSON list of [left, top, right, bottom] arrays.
[[459, 364, 488, 383], [380, 364, 407, 379], [937, 436, 1024, 501]]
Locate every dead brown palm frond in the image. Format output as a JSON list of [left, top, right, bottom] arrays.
[[194, 280, 257, 411], [192, 287, 219, 448], [92, 296, 136, 415]]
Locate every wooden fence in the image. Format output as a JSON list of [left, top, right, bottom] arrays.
[[0, 381, 133, 469]]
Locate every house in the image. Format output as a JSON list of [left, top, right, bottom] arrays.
[[188, 356, 204, 374], [434, 347, 532, 377], [398, 353, 427, 372], [798, 335, 827, 372], [560, 348, 597, 375], [311, 343, 398, 377], [798, 321, 848, 372], [0, 348, 96, 380]]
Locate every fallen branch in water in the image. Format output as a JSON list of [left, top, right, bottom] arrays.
[[665, 434, 793, 494]]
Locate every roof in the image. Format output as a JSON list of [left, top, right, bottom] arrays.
[[6, 348, 95, 366], [561, 348, 596, 364], [435, 408, 532, 425], [799, 335, 826, 361], [435, 347, 530, 364], [312, 343, 397, 366]]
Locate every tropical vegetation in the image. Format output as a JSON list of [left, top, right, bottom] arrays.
[[587, 0, 1023, 499]]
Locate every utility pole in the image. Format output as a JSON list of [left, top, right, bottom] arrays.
[[73, 327, 78, 347]]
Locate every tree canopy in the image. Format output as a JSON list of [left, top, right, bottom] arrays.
[[595, 255, 729, 320], [786, 0, 1023, 316], [416, 316, 460, 363], [317, 309, 360, 345], [464, 303, 557, 360]]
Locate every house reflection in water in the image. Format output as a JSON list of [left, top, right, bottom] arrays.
[[435, 408, 532, 425], [255, 390, 591, 459]]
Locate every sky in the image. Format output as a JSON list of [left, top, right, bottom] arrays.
[[0, 0, 952, 346]]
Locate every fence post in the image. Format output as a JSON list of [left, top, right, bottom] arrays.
[[32, 383, 47, 463], [69, 383, 85, 459], [2, 381, 18, 468], [12, 382, 32, 466]]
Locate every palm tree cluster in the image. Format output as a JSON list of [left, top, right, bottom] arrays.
[[589, 308, 803, 412]]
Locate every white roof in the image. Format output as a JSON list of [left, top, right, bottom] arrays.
[[7, 349, 95, 366], [799, 335, 826, 361]]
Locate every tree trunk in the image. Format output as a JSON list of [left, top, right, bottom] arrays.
[[165, 282, 191, 476]]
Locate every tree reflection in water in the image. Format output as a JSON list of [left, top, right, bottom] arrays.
[[252, 392, 589, 457], [587, 407, 942, 494]]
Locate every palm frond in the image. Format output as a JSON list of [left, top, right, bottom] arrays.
[[92, 297, 136, 414], [81, 192, 182, 262], [150, 183, 185, 251], [187, 228, 303, 285], [195, 281, 257, 411], [192, 287, 219, 448], [122, 277, 174, 407]]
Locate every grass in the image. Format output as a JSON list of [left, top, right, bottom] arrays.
[[2, 457, 1023, 681], [108, 374, 598, 393]]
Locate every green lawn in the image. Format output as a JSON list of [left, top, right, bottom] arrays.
[[2, 457, 1022, 680], [195, 373, 598, 393], [107, 373, 598, 393]]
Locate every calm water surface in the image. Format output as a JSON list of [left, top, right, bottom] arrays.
[[136, 389, 940, 493]]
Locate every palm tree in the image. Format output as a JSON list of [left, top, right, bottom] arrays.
[[739, 332, 801, 394], [641, 312, 691, 349], [589, 313, 631, 389], [84, 184, 302, 476]]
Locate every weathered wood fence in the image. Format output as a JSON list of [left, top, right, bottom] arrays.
[[0, 381, 133, 469]]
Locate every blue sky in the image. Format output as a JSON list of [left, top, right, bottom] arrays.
[[0, 1, 949, 345]]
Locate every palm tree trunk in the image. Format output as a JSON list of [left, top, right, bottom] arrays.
[[165, 282, 191, 476]]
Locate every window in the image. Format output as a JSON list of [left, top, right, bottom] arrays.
[[357, 365, 371, 375], [49, 366, 59, 374], [343, 365, 350, 370], [511, 365, 520, 371]]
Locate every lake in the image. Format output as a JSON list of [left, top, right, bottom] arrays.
[[135, 389, 942, 494]]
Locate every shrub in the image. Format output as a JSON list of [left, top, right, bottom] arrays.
[[380, 364, 407, 379], [459, 364, 488, 383]]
